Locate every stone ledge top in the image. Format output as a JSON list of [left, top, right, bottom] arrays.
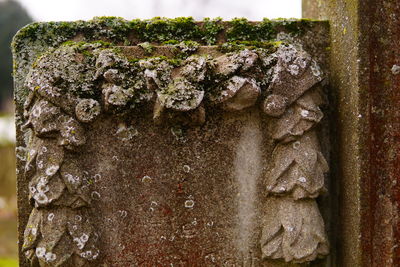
[[12, 17, 328, 49]]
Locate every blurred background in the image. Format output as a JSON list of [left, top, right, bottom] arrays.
[[0, 0, 300, 266]]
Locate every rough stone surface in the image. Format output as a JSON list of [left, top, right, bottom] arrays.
[[13, 18, 330, 266], [303, 1, 400, 266]]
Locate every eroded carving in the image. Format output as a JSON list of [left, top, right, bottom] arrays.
[[21, 41, 328, 265], [260, 44, 329, 262]]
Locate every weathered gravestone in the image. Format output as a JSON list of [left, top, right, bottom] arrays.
[[13, 17, 331, 266]]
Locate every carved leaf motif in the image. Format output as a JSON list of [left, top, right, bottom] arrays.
[[22, 208, 42, 251], [222, 78, 260, 111], [60, 160, 83, 194], [157, 78, 204, 111], [39, 208, 70, 251], [67, 210, 100, 261], [272, 91, 323, 143], [261, 197, 329, 263], [24, 137, 41, 180], [103, 85, 131, 107], [214, 49, 259, 76], [266, 131, 328, 199], [180, 55, 209, 83], [208, 76, 260, 111], [35, 139, 64, 178], [263, 45, 323, 117], [59, 115, 86, 149], [24, 208, 99, 266], [27, 99, 62, 137], [29, 174, 66, 207]]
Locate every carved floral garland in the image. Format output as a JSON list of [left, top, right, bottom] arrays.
[[260, 45, 329, 262], [21, 42, 328, 265]]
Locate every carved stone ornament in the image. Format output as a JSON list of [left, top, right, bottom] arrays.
[[14, 19, 330, 266]]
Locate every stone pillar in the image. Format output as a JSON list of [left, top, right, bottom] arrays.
[[303, 1, 400, 266], [13, 18, 331, 266]]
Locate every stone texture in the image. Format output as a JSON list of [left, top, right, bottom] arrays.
[[303, 1, 400, 266], [13, 18, 330, 266]]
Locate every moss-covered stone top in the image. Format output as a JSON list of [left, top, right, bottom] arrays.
[[13, 17, 326, 49], [12, 17, 328, 110]]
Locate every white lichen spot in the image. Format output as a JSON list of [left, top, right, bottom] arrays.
[[29, 186, 37, 194], [34, 193, 49, 204], [301, 109, 309, 117], [74, 237, 85, 250], [36, 182, 49, 193], [288, 64, 300, 76], [298, 177, 307, 183], [47, 213, 55, 221], [32, 105, 42, 117], [45, 252, 56, 262], [80, 233, 89, 243], [31, 227, 37, 235], [118, 210, 127, 218], [66, 173, 79, 184], [92, 250, 100, 259], [93, 174, 101, 182], [287, 226, 294, 232], [35, 247, 46, 258], [310, 60, 322, 79], [292, 141, 301, 150], [184, 199, 195, 208], [91, 191, 101, 200], [45, 165, 59, 176], [37, 160, 44, 169], [391, 64, 400, 75], [142, 175, 152, 183], [183, 165, 191, 173]]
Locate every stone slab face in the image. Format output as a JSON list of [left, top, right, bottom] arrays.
[[13, 18, 331, 266]]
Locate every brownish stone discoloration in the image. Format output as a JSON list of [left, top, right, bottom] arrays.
[[303, 0, 400, 266], [13, 19, 331, 266]]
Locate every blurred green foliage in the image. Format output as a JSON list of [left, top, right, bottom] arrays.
[[0, 258, 18, 267], [0, 0, 32, 105]]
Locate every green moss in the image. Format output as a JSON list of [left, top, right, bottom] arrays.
[[218, 40, 282, 52], [201, 17, 224, 45], [162, 40, 180, 45], [13, 17, 325, 54], [226, 18, 276, 42], [131, 17, 202, 43], [138, 42, 154, 54], [273, 18, 323, 35], [61, 40, 113, 48]]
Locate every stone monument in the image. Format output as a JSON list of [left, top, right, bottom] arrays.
[[13, 17, 331, 266]]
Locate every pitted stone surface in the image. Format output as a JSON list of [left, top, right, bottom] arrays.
[[13, 18, 331, 266]]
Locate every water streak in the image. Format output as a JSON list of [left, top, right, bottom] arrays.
[[234, 112, 262, 259]]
